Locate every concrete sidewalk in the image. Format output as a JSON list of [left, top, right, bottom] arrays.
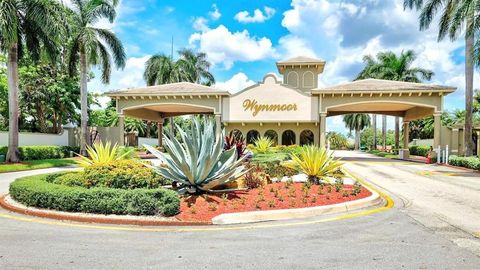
[[0, 167, 79, 194]]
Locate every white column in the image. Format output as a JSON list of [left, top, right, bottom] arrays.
[[157, 118, 164, 148], [118, 114, 125, 146], [215, 114, 222, 138], [433, 113, 442, 148], [319, 113, 327, 149], [403, 121, 410, 150]]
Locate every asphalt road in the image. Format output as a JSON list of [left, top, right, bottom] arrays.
[[0, 154, 479, 269]]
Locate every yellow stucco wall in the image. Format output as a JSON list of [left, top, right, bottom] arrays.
[[225, 122, 319, 146]]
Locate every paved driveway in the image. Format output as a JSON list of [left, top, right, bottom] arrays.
[[0, 158, 480, 269], [336, 151, 480, 235]]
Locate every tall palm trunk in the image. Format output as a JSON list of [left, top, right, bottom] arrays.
[[464, 32, 474, 156], [394, 116, 400, 151], [6, 43, 20, 163], [79, 47, 89, 156], [146, 121, 151, 138], [382, 115, 387, 151], [355, 128, 360, 150], [372, 114, 377, 150]]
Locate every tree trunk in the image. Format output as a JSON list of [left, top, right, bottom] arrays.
[[464, 32, 475, 156], [36, 104, 48, 133], [6, 43, 20, 163], [146, 121, 151, 138], [372, 114, 377, 150], [80, 48, 89, 155], [394, 116, 400, 151], [355, 128, 360, 150], [382, 115, 387, 151]]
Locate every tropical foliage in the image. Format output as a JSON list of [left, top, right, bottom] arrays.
[[283, 146, 343, 184], [144, 49, 215, 86], [0, 0, 64, 162], [65, 0, 126, 155], [224, 130, 247, 160], [144, 117, 248, 195], [326, 132, 349, 150], [253, 136, 274, 154], [77, 141, 133, 167], [404, 0, 476, 156], [342, 114, 371, 150]]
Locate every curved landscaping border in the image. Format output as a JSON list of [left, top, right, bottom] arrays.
[[0, 194, 210, 226], [212, 178, 383, 224], [0, 169, 389, 226]]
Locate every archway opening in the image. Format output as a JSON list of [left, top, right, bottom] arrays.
[[282, 130, 296, 146], [231, 129, 243, 141], [264, 130, 278, 146], [246, 130, 260, 144], [300, 130, 314, 145]]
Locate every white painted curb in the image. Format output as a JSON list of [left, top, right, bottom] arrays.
[[212, 185, 383, 225]]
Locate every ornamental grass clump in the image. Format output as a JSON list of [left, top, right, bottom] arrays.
[[253, 136, 274, 154], [144, 117, 248, 195], [77, 141, 134, 167], [283, 146, 343, 185]]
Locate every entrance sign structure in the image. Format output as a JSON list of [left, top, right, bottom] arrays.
[[106, 56, 456, 159]]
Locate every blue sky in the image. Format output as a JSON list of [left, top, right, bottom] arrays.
[[87, 0, 474, 133]]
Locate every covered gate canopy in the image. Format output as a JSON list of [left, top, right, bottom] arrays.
[[106, 82, 229, 121], [313, 79, 456, 121]]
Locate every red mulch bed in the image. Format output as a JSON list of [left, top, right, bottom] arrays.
[[175, 182, 372, 222]]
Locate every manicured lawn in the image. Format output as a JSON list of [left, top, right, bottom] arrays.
[[0, 158, 79, 173]]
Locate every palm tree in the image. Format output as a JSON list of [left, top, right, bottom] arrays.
[[143, 49, 215, 137], [404, 0, 475, 156], [343, 114, 371, 150], [0, 0, 64, 162], [65, 0, 126, 155], [177, 49, 215, 85], [356, 50, 434, 151]]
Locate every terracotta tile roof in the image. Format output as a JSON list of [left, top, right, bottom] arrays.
[[313, 79, 456, 93], [106, 82, 230, 96]]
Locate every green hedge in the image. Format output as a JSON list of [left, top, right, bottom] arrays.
[[409, 145, 431, 157], [0, 145, 80, 160], [10, 174, 180, 216], [448, 155, 480, 170]]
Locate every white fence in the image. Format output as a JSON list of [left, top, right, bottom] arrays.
[[0, 131, 70, 146]]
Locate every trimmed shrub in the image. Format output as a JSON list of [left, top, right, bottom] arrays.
[[9, 174, 180, 216], [257, 160, 297, 178], [52, 172, 84, 187], [448, 155, 480, 170], [82, 160, 170, 189], [409, 145, 431, 157], [0, 145, 80, 160]]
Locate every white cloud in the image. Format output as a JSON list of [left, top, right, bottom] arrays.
[[88, 56, 150, 92], [189, 25, 275, 69], [214, 73, 256, 93], [193, 17, 209, 31], [209, 4, 221, 20], [234, 6, 276, 23]]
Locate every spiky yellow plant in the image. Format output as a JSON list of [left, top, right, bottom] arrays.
[[283, 146, 343, 184], [253, 136, 274, 153], [77, 141, 133, 167]]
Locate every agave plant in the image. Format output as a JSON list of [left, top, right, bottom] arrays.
[[253, 136, 274, 154], [283, 146, 343, 184], [144, 117, 248, 195], [224, 130, 246, 160], [77, 141, 134, 167]]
